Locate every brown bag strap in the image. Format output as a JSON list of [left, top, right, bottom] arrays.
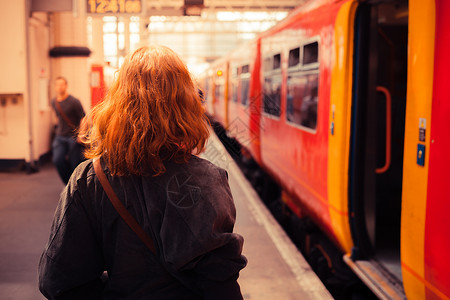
[[55, 100, 76, 130], [93, 158, 156, 254]]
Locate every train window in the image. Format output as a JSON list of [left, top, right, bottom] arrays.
[[231, 66, 238, 77], [240, 64, 250, 106], [288, 47, 300, 67], [286, 72, 318, 129], [207, 76, 214, 102], [215, 84, 224, 103], [263, 76, 282, 117], [262, 54, 281, 117], [303, 42, 318, 65], [240, 79, 250, 106], [215, 67, 225, 103], [229, 66, 238, 103], [231, 79, 238, 103], [273, 54, 281, 69]]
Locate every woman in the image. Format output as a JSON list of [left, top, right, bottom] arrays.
[[39, 46, 247, 299]]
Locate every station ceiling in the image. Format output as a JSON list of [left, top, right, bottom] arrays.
[[146, 0, 305, 16]]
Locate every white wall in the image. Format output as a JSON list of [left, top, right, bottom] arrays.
[[0, 1, 27, 93], [0, 95, 28, 159], [0, 0, 29, 160], [0, 0, 91, 163]]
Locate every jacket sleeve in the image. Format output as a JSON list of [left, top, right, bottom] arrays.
[[159, 168, 247, 300], [38, 177, 104, 299]]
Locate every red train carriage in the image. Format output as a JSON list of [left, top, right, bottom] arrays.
[[201, 0, 450, 298], [209, 41, 262, 162], [209, 58, 229, 127], [258, 0, 341, 248]]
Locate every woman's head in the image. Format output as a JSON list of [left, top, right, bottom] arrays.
[[82, 46, 210, 176]]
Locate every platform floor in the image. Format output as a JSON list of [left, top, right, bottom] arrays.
[[0, 133, 332, 300]]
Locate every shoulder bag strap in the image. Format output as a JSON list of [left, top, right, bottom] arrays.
[[55, 100, 77, 130], [93, 158, 157, 254]]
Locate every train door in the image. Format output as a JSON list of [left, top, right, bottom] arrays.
[[348, 0, 408, 293]]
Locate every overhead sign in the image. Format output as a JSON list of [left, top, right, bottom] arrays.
[[87, 0, 142, 14]]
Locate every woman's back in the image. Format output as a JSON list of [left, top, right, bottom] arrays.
[[38, 46, 246, 299], [39, 156, 246, 299]]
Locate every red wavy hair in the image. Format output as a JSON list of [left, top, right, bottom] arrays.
[[81, 46, 210, 176]]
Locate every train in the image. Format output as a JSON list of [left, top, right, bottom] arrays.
[[198, 0, 450, 299]]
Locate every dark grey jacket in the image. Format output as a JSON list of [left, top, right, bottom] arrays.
[[39, 156, 247, 299]]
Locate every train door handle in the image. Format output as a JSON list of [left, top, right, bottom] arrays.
[[375, 86, 392, 174]]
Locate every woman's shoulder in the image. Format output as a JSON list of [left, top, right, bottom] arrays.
[[66, 159, 96, 191], [173, 155, 228, 182], [162, 156, 235, 231], [162, 156, 230, 203], [72, 159, 95, 179]]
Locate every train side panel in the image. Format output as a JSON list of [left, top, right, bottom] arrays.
[[203, 72, 215, 117], [327, 0, 358, 254], [227, 42, 262, 162], [401, 0, 436, 299], [259, 1, 347, 246], [204, 0, 450, 297], [210, 61, 229, 127]]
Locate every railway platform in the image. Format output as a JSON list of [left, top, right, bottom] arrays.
[[0, 132, 332, 300]]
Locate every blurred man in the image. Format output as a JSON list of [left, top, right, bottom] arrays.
[[51, 77, 85, 184]]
